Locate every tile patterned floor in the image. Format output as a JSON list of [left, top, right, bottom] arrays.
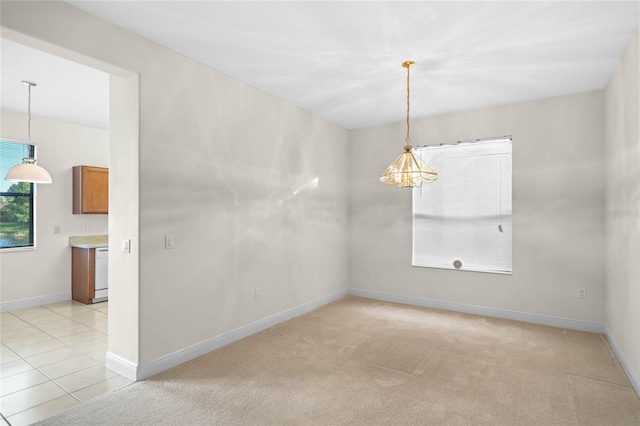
[[0, 301, 132, 425]]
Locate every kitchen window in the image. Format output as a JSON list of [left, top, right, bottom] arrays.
[[0, 140, 36, 249], [412, 137, 512, 274]]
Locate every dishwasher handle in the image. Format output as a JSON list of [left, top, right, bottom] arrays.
[[95, 247, 109, 258]]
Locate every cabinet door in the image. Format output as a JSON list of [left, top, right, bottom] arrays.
[[74, 166, 109, 214], [72, 247, 95, 305], [82, 167, 108, 213]]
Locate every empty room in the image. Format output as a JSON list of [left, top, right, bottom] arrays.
[[1, 1, 639, 425]]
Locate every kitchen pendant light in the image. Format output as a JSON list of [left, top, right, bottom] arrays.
[[380, 61, 437, 187], [4, 81, 52, 184]]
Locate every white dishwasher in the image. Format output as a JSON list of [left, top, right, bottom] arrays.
[[94, 247, 108, 302]]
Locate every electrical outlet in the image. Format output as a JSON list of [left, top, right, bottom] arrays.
[[367, 266, 374, 276], [165, 235, 174, 249], [53, 225, 61, 234], [255, 288, 261, 299], [83, 225, 90, 233], [578, 288, 587, 299], [122, 239, 131, 253]]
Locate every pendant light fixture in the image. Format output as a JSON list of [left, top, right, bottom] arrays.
[[4, 81, 52, 184], [380, 61, 437, 187]]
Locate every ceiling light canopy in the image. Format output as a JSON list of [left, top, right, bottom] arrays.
[[380, 61, 437, 188], [4, 81, 52, 184]]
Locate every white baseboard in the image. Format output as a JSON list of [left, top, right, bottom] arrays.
[[349, 289, 639, 396], [604, 326, 640, 396], [348, 288, 606, 333], [133, 288, 349, 380], [105, 352, 138, 382], [106, 286, 640, 396], [1, 292, 71, 312]]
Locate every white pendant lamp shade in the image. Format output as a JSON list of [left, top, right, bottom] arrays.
[[4, 81, 52, 184], [5, 158, 52, 184]]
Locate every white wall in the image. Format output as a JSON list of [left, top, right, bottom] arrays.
[[137, 64, 350, 362], [0, 110, 108, 308], [350, 91, 605, 322], [605, 29, 640, 388], [107, 74, 140, 366], [1, 1, 349, 366]]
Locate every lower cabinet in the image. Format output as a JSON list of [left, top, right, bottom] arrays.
[[71, 247, 96, 305]]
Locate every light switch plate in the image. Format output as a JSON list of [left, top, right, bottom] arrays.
[[165, 235, 174, 249], [122, 239, 131, 253], [578, 288, 586, 299]]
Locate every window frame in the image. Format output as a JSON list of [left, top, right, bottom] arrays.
[[1, 139, 38, 251], [411, 135, 513, 275]]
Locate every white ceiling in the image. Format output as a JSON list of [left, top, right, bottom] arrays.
[[1, 38, 109, 130], [3, 2, 639, 131]]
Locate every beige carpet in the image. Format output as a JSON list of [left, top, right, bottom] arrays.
[[37, 296, 640, 425]]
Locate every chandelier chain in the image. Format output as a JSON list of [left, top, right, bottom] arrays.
[[406, 64, 411, 147]]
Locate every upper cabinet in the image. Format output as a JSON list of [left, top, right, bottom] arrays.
[[73, 166, 108, 214]]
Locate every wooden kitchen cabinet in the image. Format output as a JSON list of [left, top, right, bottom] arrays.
[[73, 166, 108, 214], [72, 247, 95, 305]]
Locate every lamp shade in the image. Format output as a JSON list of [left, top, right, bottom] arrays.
[[5, 81, 53, 185], [4, 158, 52, 184], [380, 148, 437, 188], [380, 61, 438, 188]]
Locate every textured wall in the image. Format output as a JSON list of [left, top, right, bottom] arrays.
[[350, 91, 605, 322], [605, 28, 640, 387]]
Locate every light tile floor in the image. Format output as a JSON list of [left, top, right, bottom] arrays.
[[0, 301, 132, 425]]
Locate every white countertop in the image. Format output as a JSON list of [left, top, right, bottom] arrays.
[[69, 235, 108, 249]]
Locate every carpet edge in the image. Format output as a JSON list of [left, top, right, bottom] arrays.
[[604, 325, 640, 397]]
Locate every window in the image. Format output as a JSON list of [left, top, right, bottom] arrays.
[[1, 140, 35, 249], [412, 137, 512, 274]]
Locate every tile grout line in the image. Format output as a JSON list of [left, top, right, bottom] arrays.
[[4, 376, 133, 421], [2, 328, 106, 371], [3, 304, 107, 359], [4, 362, 121, 419], [1, 301, 118, 422], [6, 306, 106, 340], [5, 304, 107, 350]]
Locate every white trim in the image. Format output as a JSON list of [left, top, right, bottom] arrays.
[[105, 352, 138, 382], [604, 325, 640, 397], [348, 288, 606, 333], [107, 286, 640, 397], [133, 289, 349, 380], [0, 292, 71, 312]]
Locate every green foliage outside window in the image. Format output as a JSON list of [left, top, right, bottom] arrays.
[[1, 182, 31, 222], [1, 141, 35, 248]]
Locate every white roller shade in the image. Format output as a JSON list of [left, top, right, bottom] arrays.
[[412, 138, 512, 274]]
